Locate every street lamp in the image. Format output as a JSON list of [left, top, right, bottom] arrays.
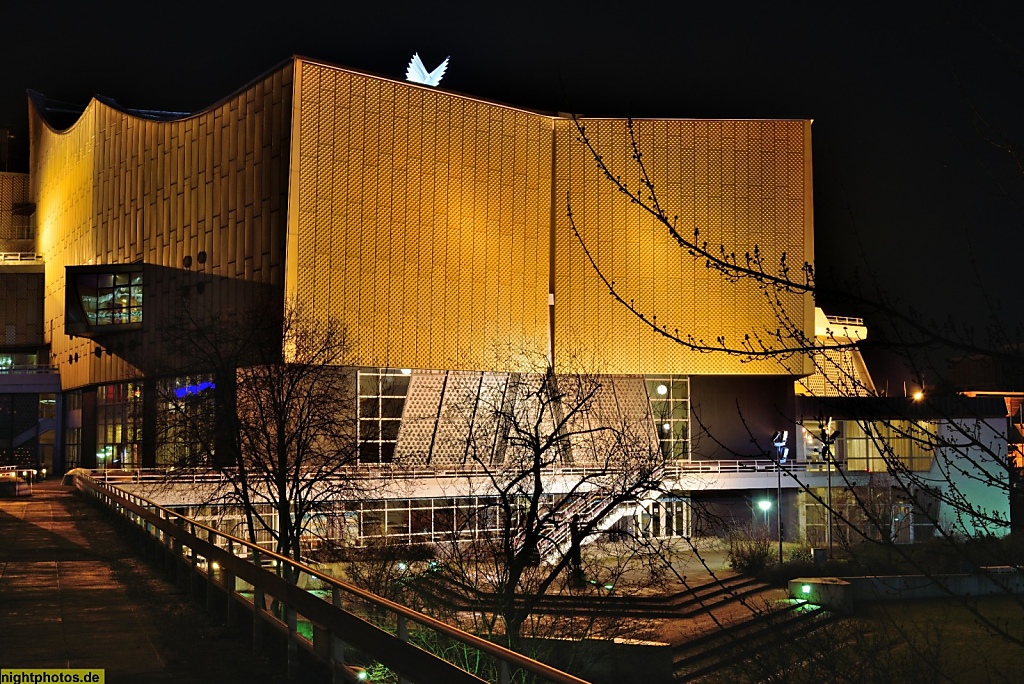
[[757, 499, 772, 528], [772, 430, 788, 564], [818, 418, 840, 559]]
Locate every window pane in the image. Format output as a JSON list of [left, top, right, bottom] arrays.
[[380, 420, 400, 441], [380, 398, 405, 418], [359, 398, 379, 418], [358, 374, 379, 396], [382, 375, 410, 396]]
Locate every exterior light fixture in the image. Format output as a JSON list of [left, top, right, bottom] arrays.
[[758, 499, 772, 528], [656, 384, 668, 395], [397, 562, 408, 571], [912, 390, 924, 402], [662, 423, 671, 432], [801, 584, 811, 595], [400, 368, 412, 375]]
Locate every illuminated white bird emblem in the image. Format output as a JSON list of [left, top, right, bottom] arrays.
[[406, 53, 449, 87]]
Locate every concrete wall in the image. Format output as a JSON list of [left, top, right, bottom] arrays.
[[792, 570, 1024, 611], [689, 375, 796, 459]]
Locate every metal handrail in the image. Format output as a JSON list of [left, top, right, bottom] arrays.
[[0, 365, 58, 374], [73, 473, 588, 684], [78, 458, 850, 486]]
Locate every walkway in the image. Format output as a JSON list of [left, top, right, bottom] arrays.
[[0, 481, 283, 683]]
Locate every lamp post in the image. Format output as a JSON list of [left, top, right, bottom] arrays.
[[818, 418, 839, 559], [772, 430, 788, 565]]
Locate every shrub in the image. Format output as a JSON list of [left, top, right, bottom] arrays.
[[727, 528, 773, 575]]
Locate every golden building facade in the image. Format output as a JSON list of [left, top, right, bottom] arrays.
[[285, 59, 814, 376], [27, 57, 814, 471], [30, 65, 293, 390]]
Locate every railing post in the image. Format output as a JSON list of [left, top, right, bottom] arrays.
[[330, 585, 345, 684], [499, 659, 511, 684], [224, 537, 236, 626], [397, 615, 411, 684], [189, 524, 198, 598], [252, 548, 264, 650], [171, 518, 183, 582], [206, 528, 217, 613], [286, 601, 299, 681]]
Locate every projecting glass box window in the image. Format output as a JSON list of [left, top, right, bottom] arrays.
[[65, 265, 144, 337]]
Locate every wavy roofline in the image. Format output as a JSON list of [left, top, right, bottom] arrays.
[[28, 54, 813, 136], [27, 57, 296, 135]]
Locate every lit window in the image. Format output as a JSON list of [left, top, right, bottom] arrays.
[[646, 376, 690, 460], [65, 265, 144, 336]]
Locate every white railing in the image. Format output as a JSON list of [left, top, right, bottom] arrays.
[[825, 315, 865, 327], [77, 458, 850, 486], [0, 252, 41, 262]]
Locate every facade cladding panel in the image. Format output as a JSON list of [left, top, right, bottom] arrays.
[[30, 105, 97, 390], [30, 64, 293, 391], [0, 172, 32, 250], [553, 118, 814, 376], [0, 272, 44, 346], [289, 60, 552, 372]]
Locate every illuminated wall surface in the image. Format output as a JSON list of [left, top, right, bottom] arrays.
[[32, 57, 813, 387], [553, 118, 813, 375], [31, 66, 293, 389], [290, 60, 813, 374], [289, 61, 552, 370]]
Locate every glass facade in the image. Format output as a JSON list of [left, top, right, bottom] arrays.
[[645, 375, 690, 460], [64, 390, 82, 470], [72, 269, 143, 327], [0, 353, 41, 371], [345, 496, 515, 544], [357, 368, 410, 463], [843, 420, 936, 473], [95, 382, 142, 469], [157, 375, 217, 467]]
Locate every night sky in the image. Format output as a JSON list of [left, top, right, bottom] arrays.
[[2, 1, 1021, 337]]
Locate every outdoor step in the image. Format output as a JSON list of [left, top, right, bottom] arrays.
[[412, 573, 769, 620], [672, 603, 813, 659], [673, 606, 834, 682]]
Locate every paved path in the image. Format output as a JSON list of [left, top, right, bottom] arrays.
[[0, 481, 283, 683]]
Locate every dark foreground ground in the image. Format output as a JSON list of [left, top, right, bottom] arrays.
[[0, 480, 285, 684]]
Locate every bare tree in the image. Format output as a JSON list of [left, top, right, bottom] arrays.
[[155, 300, 361, 563], [399, 361, 674, 656], [562, 113, 1024, 665]]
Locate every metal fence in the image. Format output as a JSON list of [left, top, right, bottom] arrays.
[[72, 473, 588, 684]]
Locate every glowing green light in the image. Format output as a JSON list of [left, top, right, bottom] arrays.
[[357, 671, 367, 681], [801, 584, 811, 595], [603, 584, 614, 590], [397, 562, 407, 571]]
